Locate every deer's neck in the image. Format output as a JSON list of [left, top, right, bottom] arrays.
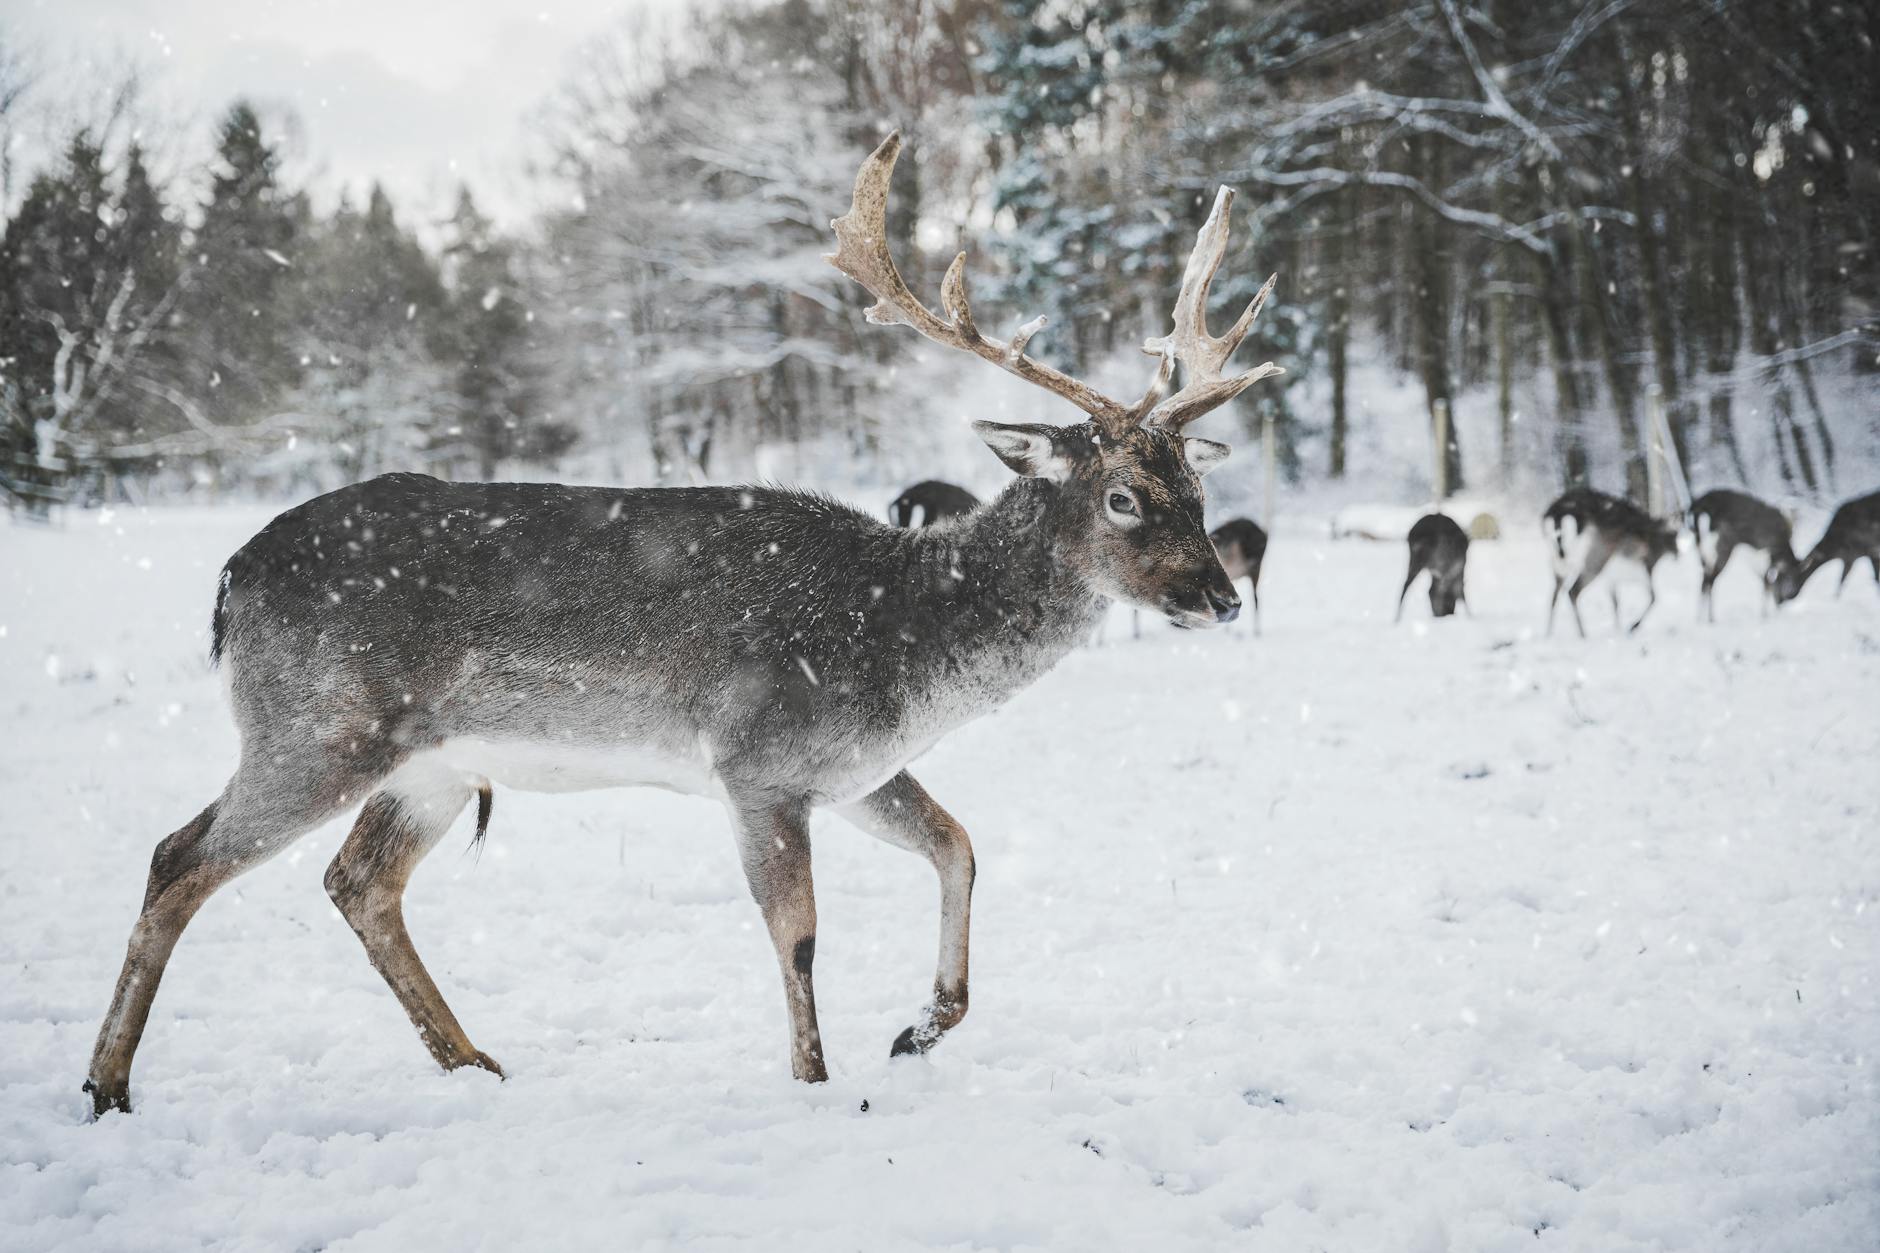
[[893, 478, 1106, 705]]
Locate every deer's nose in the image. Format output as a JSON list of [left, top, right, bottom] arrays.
[[1204, 583, 1241, 623]]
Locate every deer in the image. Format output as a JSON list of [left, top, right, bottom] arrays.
[[82, 131, 1284, 1117], [888, 479, 981, 527], [1543, 487, 1680, 636], [1688, 488, 1802, 621], [1793, 489, 1880, 598], [1208, 517, 1267, 635], [1395, 512, 1469, 621]]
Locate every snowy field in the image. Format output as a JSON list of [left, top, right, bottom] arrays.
[[2, 500, 1876, 1252]]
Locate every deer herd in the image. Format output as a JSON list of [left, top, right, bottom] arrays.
[[79, 132, 1877, 1120], [888, 476, 1877, 636]]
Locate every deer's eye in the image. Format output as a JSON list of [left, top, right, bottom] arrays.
[[1107, 491, 1138, 516]]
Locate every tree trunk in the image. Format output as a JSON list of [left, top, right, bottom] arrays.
[[1702, 207, 1749, 484], [1411, 134, 1461, 493], [1614, 21, 1690, 471], [1573, 219, 1646, 503], [1534, 242, 1587, 485], [1494, 280, 1513, 487], [1327, 183, 1351, 479]]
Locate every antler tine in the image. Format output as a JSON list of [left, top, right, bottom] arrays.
[[1126, 345, 1176, 421], [826, 131, 1134, 434], [1140, 187, 1286, 431]]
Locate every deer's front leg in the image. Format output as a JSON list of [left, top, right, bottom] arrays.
[[728, 795, 827, 1083], [840, 771, 975, 1059]]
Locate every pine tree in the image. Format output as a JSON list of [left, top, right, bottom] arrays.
[[439, 187, 560, 478], [0, 131, 186, 502], [283, 183, 452, 480], [176, 102, 299, 429]]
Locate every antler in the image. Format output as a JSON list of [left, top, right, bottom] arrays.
[[825, 132, 1138, 439], [1138, 187, 1285, 430], [827, 132, 1283, 439]]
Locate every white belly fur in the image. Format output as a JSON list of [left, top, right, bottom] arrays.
[[409, 736, 721, 799], [379, 665, 1027, 811]]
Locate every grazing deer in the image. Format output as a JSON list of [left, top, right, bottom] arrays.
[[1543, 487, 1680, 636], [1689, 489, 1801, 620], [1793, 489, 1880, 597], [888, 479, 980, 527], [1395, 512, 1469, 621], [83, 131, 1283, 1116], [1208, 517, 1267, 635]]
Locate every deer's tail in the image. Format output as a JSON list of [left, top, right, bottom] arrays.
[[470, 781, 494, 857]]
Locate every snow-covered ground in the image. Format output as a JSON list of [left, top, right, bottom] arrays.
[[2, 502, 1876, 1252]]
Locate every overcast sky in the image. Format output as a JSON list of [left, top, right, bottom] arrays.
[[6, 0, 693, 227]]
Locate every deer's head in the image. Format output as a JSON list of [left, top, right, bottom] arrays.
[[971, 419, 1238, 625], [826, 131, 1283, 629], [1767, 555, 1806, 606]]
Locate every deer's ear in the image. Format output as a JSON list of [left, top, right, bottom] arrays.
[[972, 421, 1079, 483], [1184, 437, 1232, 477]]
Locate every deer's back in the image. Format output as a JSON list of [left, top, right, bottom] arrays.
[[1208, 518, 1266, 579], [1691, 489, 1789, 549], [1823, 490, 1880, 548], [1407, 512, 1468, 558], [1545, 487, 1674, 569], [893, 480, 981, 524], [1544, 487, 1650, 535]]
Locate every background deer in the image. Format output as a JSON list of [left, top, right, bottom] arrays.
[[82, 131, 1282, 1117], [1543, 487, 1680, 636], [1208, 517, 1267, 635], [1395, 512, 1469, 621], [888, 479, 981, 527], [1794, 489, 1880, 598], [1689, 489, 1802, 620]]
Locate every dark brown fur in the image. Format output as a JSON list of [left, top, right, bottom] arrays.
[[1397, 513, 1470, 621], [888, 479, 980, 527], [1208, 517, 1267, 635]]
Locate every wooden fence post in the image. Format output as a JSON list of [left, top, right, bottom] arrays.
[[1432, 398, 1450, 501], [1262, 408, 1278, 531]]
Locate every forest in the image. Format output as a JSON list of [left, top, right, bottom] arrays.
[[1, 0, 1874, 512]]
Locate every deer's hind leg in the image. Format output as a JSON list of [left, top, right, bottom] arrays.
[[841, 771, 975, 1060], [86, 754, 383, 1117], [1700, 541, 1735, 623], [323, 761, 500, 1078]]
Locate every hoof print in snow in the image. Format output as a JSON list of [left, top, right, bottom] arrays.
[[1240, 1087, 1285, 1108], [1451, 761, 1491, 780], [1080, 1138, 1103, 1157]]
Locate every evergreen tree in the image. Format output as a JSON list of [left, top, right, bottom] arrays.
[[439, 186, 563, 478], [283, 183, 452, 480], [176, 102, 299, 429], [0, 130, 186, 502]]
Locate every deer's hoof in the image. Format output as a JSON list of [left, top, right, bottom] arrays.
[[446, 1049, 505, 1079], [83, 1078, 130, 1119], [890, 1026, 925, 1057]]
